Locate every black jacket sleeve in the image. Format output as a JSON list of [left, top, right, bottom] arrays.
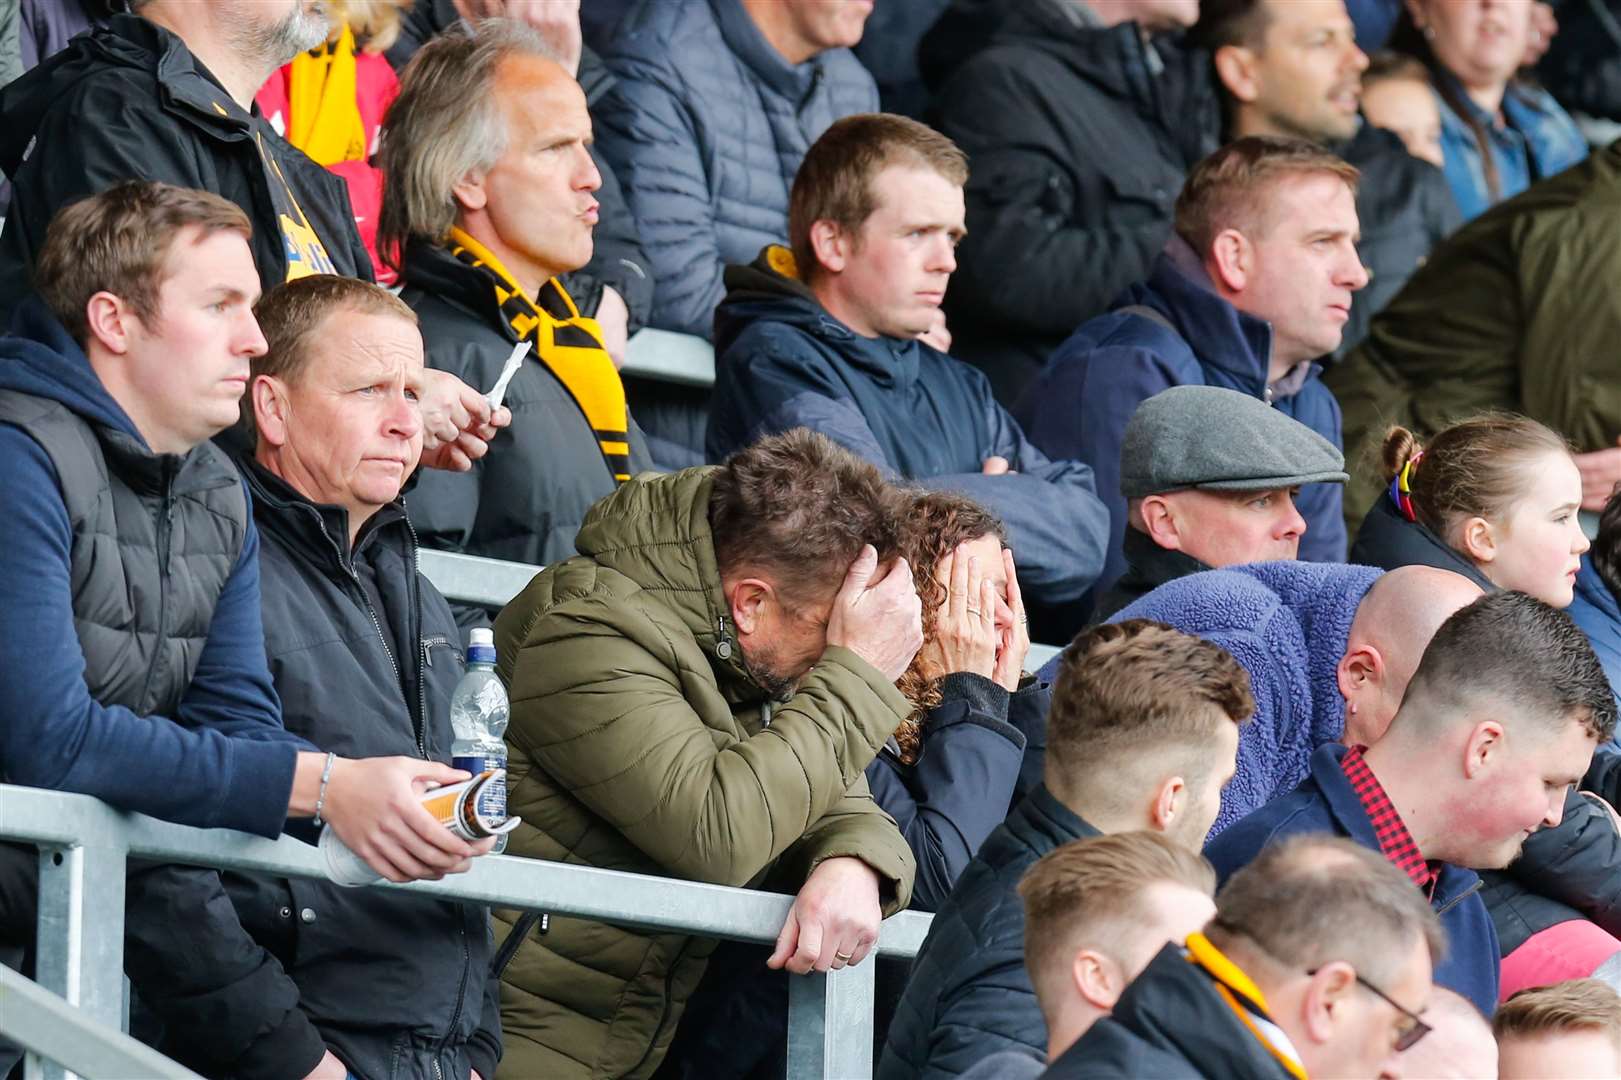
[[865, 673, 1025, 913], [1007, 679, 1049, 808], [124, 864, 327, 1080], [1506, 787, 1621, 938]]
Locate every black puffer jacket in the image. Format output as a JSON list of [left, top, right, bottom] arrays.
[[0, 14, 372, 324], [929, 0, 1220, 399], [129, 462, 502, 1080], [399, 239, 654, 602]]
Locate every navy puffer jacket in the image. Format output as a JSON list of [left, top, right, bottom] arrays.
[[593, 0, 878, 339]]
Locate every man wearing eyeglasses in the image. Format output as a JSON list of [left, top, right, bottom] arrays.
[[1045, 835, 1442, 1079], [1206, 590, 1617, 1018]]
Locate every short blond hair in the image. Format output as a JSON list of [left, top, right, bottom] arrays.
[[1174, 136, 1359, 255], [1494, 980, 1621, 1053], [1019, 833, 1215, 1024], [1045, 620, 1253, 807]]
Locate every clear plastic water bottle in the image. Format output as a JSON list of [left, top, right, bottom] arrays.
[[450, 628, 510, 852]]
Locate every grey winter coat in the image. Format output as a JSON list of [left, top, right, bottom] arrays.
[[593, 0, 878, 338]]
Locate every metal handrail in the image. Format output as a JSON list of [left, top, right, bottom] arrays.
[[0, 784, 932, 1080]]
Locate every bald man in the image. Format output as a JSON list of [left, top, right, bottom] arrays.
[[1036, 561, 1482, 834]]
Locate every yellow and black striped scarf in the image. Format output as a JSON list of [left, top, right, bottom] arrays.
[[447, 227, 631, 484]]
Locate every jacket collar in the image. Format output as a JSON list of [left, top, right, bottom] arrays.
[[1001, 784, 1101, 859], [241, 456, 408, 573], [716, 246, 924, 389], [1118, 527, 1210, 593], [1066, 939, 1303, 1080], [708, 0, 823, 104], [573, 467, 767, 702], [1353, 495, 1497, 594], [1135, 236, 1283, 396], [400, 236, 590, 345], [1576, 557, 1621, 621], [1306, 744, 1483, 910], [0, 14, 257, 176]]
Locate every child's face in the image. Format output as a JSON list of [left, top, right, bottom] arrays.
[[1362, 78, 1445, 169]]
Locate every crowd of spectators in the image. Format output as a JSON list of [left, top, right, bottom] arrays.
[[6, 0, 1621, 1078]]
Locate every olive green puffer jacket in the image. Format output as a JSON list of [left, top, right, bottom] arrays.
[[1327, 140, 1621, 537], [491, 466, 917, 1080]]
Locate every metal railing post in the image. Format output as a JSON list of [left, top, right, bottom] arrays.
[[27, 814, 128, 1080], [785, 962, 877, 1080], [0, 967, 200, 1080]]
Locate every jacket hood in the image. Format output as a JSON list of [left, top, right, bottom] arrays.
[[922, 0, 1118, 93], [1231, 560, 1382, 741], [1121, 237, 1278, 393], [573, 466, 757, 691], [714, 245, 923, 390], [708, 0, 827, 103], [0, 297, 144, 442], [0, 14, 250, 176]]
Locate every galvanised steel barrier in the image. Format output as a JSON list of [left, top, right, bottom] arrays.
[[0, 784, 934, 1080]]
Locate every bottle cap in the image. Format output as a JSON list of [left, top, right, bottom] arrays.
[[467, 627, 497, 665]]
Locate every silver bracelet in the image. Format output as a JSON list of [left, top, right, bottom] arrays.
[[312, 751, 336, 828]]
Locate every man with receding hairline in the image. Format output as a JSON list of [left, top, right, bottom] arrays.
[[1207, 589, 1619, 1015], [1017, 136, 1367, 594], [382, 19, 653, 612]]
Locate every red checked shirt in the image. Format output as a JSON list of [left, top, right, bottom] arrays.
[[1341, 746, 1439, 896]]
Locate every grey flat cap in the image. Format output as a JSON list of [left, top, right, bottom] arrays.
[[1119, 385, 1348, 499]]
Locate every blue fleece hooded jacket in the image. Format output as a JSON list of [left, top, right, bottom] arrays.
[[1569, 556, 1621, 751], [0, 298, 302, 837], [1039, 561, 1383, 834], [1206, 744, 1500, 1017], [1014, 239, 1346, 593], [709, 249, 1109, 605]]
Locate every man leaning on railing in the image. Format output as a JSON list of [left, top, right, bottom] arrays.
[[0, 185, 497, 971], [490, 428, 921, 1079]]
